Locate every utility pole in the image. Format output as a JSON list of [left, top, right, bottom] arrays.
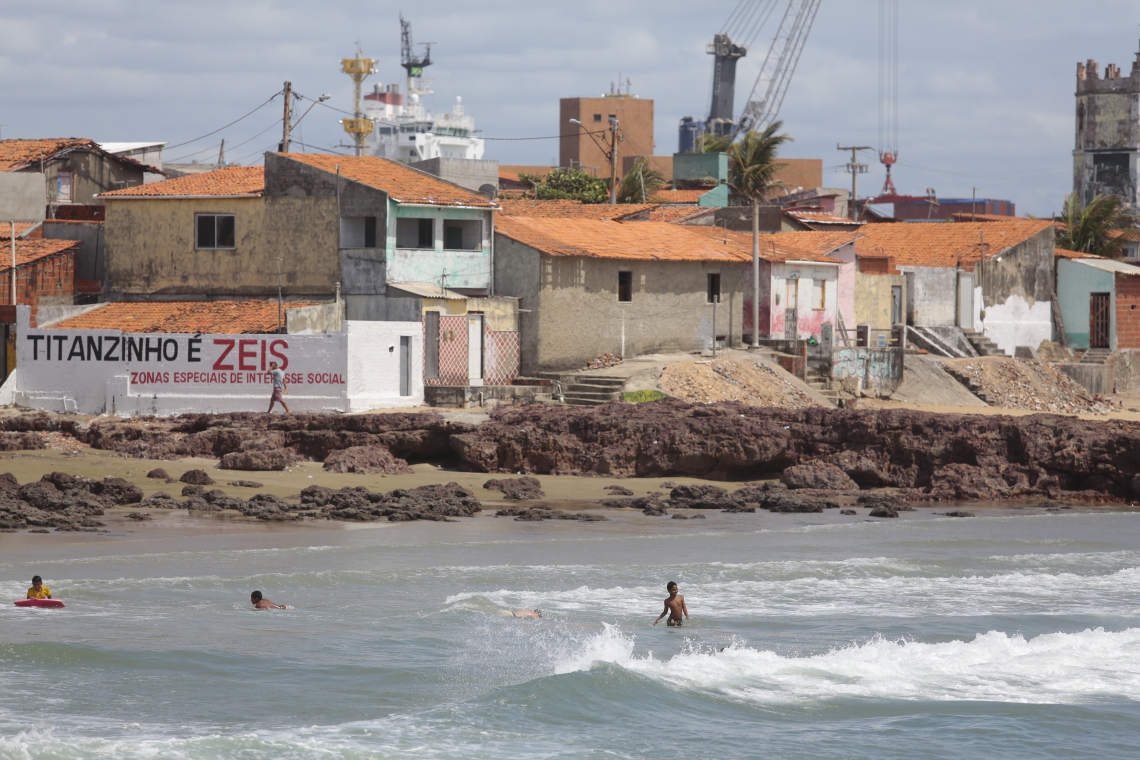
[[217, 139, 225, 166], [608, 116, 620, 205], [971, 186, 977, 221], [752, 199, 760, 347], [837, 144, 872, 221], [280, 81, 292, 153]]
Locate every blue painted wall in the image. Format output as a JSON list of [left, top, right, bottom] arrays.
[[1057, 258, 1113, 349]]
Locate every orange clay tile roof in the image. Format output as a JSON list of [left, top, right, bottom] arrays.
[[852, 219, 1054, 268], [627, 206, 715, 223], [100, 166, 265, 198], [0, 138, 159, 173], [948, 212, 1029, 223], [685, 227, 846, 264], [47, 300, 320, 334], [0, 222, 41, 239], [650, 188, 709, 204], [0, 239, 80, 273], [497, 199, 658, 219], [495, 218, 752, 262], [285, 154, 495, 207], [1055, 248, 1105, 259]]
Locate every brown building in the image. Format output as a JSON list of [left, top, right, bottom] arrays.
[[559, 96, 654, 177], [0, 138, 159, 211]]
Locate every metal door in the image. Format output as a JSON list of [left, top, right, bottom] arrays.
[[468, 314, 484, 384], [958, 273, 974, 329], [784, 279, 798, 340], [1090, 293, 1111, 348], [891, 285, 903, 324], [399, 336, 411, 396]]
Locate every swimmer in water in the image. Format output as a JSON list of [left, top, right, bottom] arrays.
[[499, 609, 542, 619], [27, 575, 51, 600], [653, 581, 689, 627], [250, 590, 287, 610]]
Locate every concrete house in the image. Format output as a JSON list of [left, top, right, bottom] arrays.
[[853, 219, 1056, 356], [494, 218, 749, 373], [100, 153, 498, 308], [1056, 249, 1140, 350], [0, 138, 159, 211]]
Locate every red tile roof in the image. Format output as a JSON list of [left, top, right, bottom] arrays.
[[498, 199, 658, 220], [100, 166, 265, 198], [786, 210, 862, 226], [285, 154, 496, 208], [628, 206, 715, 224], [0, 138, 159, 173], [47, 300, 321, 334], [949, 212, 1029, 223], [686, 227, 846, 264], [0, 222, 41, 240], [0, 239, 80, 273], [496, 218, 751, 262], [650, 188, 709, 204], [853, 219, 1053, 268]]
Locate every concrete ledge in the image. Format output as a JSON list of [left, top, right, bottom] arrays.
[[424, 384, 551, 409], [1055, 362, 1114, 396]]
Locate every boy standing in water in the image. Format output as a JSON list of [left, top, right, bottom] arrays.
[[266, 362, 290, 414], [653, 581, 689, 627], [250, 590, 287, 610], [27, 576, 51, 600]]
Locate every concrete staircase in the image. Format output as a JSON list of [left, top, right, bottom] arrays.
[[963, 330, 1005, 357], [537, 373, 625, 406], [803, 364, 842, 407], [906, 326, 975, 358], [1080, 348, 1112, 365], [942, 365, 994, 404]]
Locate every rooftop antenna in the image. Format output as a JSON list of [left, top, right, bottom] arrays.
[[341, 41, 376, 156], [878, 0, 899, 195]]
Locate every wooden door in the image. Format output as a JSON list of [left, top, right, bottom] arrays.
[[1090, 293, 1110, 348]]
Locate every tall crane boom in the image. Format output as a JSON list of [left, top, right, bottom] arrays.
[[736, 0, 821, 135]]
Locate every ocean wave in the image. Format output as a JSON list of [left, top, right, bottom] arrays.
[[554, 625, 1140, 705]]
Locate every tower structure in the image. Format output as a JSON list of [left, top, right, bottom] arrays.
[[341, 47, 376, 156], [1074, 43, 1140, 208]]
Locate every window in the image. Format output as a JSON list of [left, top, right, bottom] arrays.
[[707, 273, 721, 304], [56, 171, 73, 203], [443, 219, 481, 250], [196, 214, 236, 249], [813, 279, 826, 310], [618, 270, 633, 302], [340, 216, 377, 248], [396, 217, 434, 249], [593, 114, 602, 122]]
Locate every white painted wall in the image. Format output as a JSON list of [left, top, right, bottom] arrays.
[[13, 308, 424, 416], [345, 321, 423, 411], [980, 294, 1052, 356]]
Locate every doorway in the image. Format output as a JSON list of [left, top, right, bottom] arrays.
[[1090, 293, 1110, 348], [399, 336, 411, 396], [784, 279, 798, 340], [891, 285, 903, 325], [957, 273, 974, 329], [468, 313, 484, 385]]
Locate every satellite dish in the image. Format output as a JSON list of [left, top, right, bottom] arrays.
[[478, 183, 499, 200]]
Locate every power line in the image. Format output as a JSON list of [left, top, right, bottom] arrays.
[[165, 117, 283, 164], [163, 90, 284, 151]]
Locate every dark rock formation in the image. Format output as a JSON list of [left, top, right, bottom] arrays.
[[125, 512, 152, 521], [604, 485, 635, 496], [181, 484, 205, 497], [304, 482, 482, 522], [180, 470, 215, 486], [219, 450, 289, 471], [0, 473, 17, 491], [668, 484, 736, 509], [941, 510, 976, 518], [868, 505, 899, 518], [228, 480, 264, 488], [495, 506, 607, 522], [781, 463, 859, 491], [322, 445, 414, 475], [146, 468, 170, 480], [839, 509, 857, 515], [483, 477, 545, 500]]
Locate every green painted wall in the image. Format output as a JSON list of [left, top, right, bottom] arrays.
[[386, 199, 492, 290], [1057, 258, 1113, 348], [698, 184, 729, 208]]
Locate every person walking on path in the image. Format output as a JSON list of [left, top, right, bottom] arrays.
[[267, 361, 290, 414]]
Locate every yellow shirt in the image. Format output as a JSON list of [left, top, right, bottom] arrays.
[[27, 586, 51, 599]]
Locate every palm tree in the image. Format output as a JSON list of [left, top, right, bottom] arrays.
[[616, 158, 667, 203], [1059, 193, 1136, 257], [725, 121, 792, 346]]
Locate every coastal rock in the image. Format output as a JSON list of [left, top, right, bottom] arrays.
[[180, 470, 215, 486], [219, 450, 289, 471], [201, 489, 248, 511], [668, 484, 735, 509], [125, 512, 152, 521], [239, 493, 300, 521], [780, 463, 859, 492], [181, 484, 205, 497], [839, 509, 857, 515], [322, 445, 414, 475], [0, 473, 18, 491], [311, 482, 482, 523], [146, 468, 170, 480], [642, 503, 669, 516], [495, 506, 606, 522], [604, 485, 635, 496], [941, 510, 976, 518], [228, 480, 264, 488], [184, 497, 221, 511], [868, 505, 899, 518], [89, 478, 144, 505], [857, 492, 914, 511], [0, 432, 46, 451], [483, 477, 545, 500], [138, 492, 178, 509]]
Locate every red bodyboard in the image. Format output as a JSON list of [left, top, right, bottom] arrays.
[[14, 599, 65, 608]]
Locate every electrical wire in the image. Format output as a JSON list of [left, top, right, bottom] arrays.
[[165, 117, 283, 164], [162, 90, 283, 151]]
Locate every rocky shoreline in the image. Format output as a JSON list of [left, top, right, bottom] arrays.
[[1, 399, 1138, 508]]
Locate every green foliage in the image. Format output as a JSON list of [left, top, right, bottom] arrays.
[[622, 389, 668, 403], [1059, 193, 1137, 257], [699, 133, 733, 153], [726, 121, 792, 204], [616, 158, 668, 204], [517, 168, 609, 204]]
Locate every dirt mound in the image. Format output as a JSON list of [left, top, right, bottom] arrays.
[[943, 357, 1113, 414], [660, 359, 818, 408]]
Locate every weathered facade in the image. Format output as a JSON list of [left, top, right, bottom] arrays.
[[1057, 255, 1140, 350], [0, 138, 157, 208], [100, 154, 496, 314], [1074, 44, 1140, 207], [494, 218, 747, 374]]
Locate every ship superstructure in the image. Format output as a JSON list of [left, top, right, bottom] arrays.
[[360, 15, 484, 163]]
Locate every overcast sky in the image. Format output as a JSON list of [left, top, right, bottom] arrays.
[[2, 1, 1137, 216]]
